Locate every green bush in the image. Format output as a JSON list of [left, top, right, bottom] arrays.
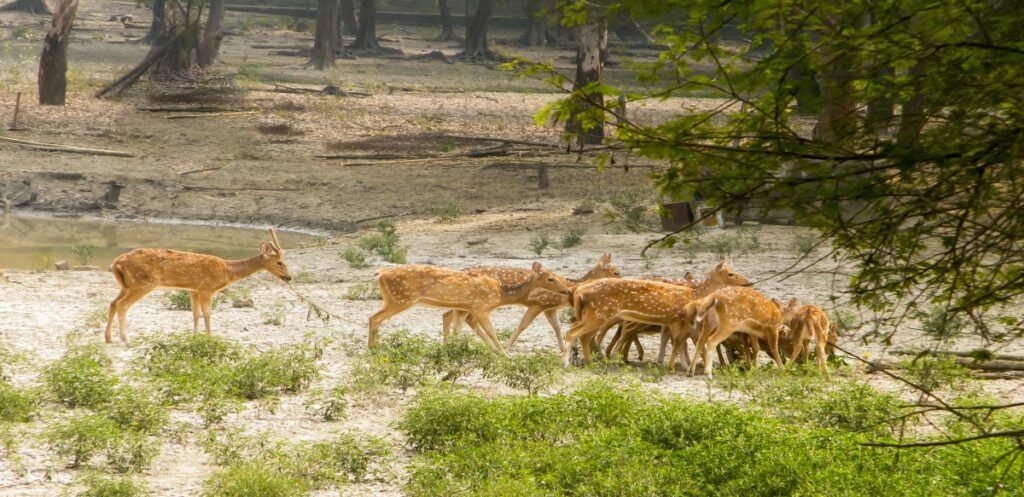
[[430, 199, 463, 223], [304, 385, 349, 421], [231, 344, 320, 400], [340, 247, 370, 268], [71, 244, 98, 266], [559, 228, 585, 250], [44, 344, 119, 408], [425, 333, 494, 384], [400, 381, 1021, 497], [353, 330, 434, 392], [78, 474, 149, 497], [0, 381, 37, 422], [346, 281, 382, 300], [203, 463, 306, 497], [527, 234, 551, 256], [100, 385, 168, 434], [45, 414, 157, 471], [358, 220, 407, 263], [484, 348, 563, 395], [163, 290, 193, 311], [605, 187, 650, 232]]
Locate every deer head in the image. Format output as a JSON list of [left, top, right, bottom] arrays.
[[705, 260, 753, 289], [531, 261, 571, 295], [579, 253, 621, 282], [261, 228, 292, 282]]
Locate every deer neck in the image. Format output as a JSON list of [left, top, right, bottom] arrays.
[[694, 277, 719, 298], [500, 278, 538, 303], [226, 254, 267, 283]]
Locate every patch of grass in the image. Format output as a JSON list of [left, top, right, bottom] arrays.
[[424, 333, 494, 384], [791, 232, 819, 257], [527, 234, 551, 256], [430, 199, 463, 223], [235, 62, 263, 83], [261, 303, 287, 326], [232, 343, 321, 400], [345, 281, 382, 300], [202, 463, 305, 497], [353, 331, 496, 393], [256, 122, 304, 136], [0, 381, 37, 422], [71, 244, 98, 266], [483, 348, 562, 395], [304, 385, 349, 421], [339, 247, 370, 269], [399, 381, 1021, 497], [605, 186, 650, 233], [163, 290, 193, 311], [357, 220, 408, 263], [292, 271, 316, 284], [45, 414, 158, 471], [44, 344, 118, 409], [559, 228, 585, 250], [77, 474, 149, 497]]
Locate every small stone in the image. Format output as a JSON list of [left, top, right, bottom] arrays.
[[54, 260, 71, 270], [232, 298, 254, 308]]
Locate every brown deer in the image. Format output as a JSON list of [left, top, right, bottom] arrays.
[[104, 229, 292, 344], [602, 272, 699, 362], [781, 304, 835, 370], [687, 287, 798, 379], [560, 261, 752, 366], [368, 262, 570, 352], [442, 253, 621, 351]]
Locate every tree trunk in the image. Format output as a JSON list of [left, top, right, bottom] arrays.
[[611, 19, 650, 43], [520, 0, 547, 46], [154, 1, 202, 74], [437, 0, 456, 41], [348, 0, 379, 52], [197, 0, 226, 67], [865, 63, 895, 135], [460, 0, 495, 59], [0, 0, 51, 14], [339, 0, 357, 37], [37, 0, 78, 106], [309, 0, 340, 69], [812, 41, 856, 144], [139, 0, 165, 44], [896, 61, 927, 148], [566, 22, 607, 146]]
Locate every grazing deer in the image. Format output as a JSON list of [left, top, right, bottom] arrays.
[[781, 304, 835, 370], [560, 261, 752, 366], [104, 229, 292, 344], [368, 262, 570, 352], [687, 287, 798, 379], [442, 253, 621, 351]]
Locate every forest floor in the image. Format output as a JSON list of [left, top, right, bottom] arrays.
[[1, 1, 1023, 496]]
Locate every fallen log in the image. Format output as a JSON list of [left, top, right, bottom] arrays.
[[891, 349, 1024, 362], [0, 136, 135, 157], [868, 358, 1024, 373], [165, 111, 258, 119], [316, 145, 510, 162]]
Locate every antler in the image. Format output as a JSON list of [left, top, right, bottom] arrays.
[[268, 228, 284, 253]]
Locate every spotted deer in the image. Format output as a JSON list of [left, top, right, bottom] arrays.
[[104, 229, 292, 344], [782, 304, 835, 370], [442, 253, 621, 351], [560, 261, 752, 366], [602, 272, 699, 362], [688, 287, 798, 379], [368, 262, 570, 352]]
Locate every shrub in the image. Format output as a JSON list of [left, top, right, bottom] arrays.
[[791, 232, 819, 257], [357, 220, 407, 263], [100, 385, 167, 434], [78, 474, 149, 497], [483, 348, 563, 395], [430, 199, 463, 223], [353, 330, 434, 392], [202, 464, 305, 497], [45, 414, 157, 471], [339, 247, 369, 268], [71, 244, 98, 266], [345, 281, 382, 300], [559, 228, 585, 250], [304, 385, 349, 421], [231, 344, 320, 400], [527, 234, 551, 256], [44, 344, 118, 408], [605, 187, 650, 232], [0, 381, 37, 422], [261, 303, 286, 326], [424, 333, 495, 384], [140, 333, 241, 402], [163, 290, 193, 311]]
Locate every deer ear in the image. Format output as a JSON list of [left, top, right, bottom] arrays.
[[600, 253, 612, 265], [788, 297, 798, 308], [684, 271, 694, 280], [532, 261, 543, 272], [260, 242, 274, 258], [714, 260, 725, 271]]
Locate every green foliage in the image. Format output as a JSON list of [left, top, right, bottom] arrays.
[[830, 308, 859, 334], [791, 233, 819, 257], [231, 344, 321, 400], [527, 234, 551, 256], [260, 303, 286, 326], [304, 385, 349, 421], [291, 271, 316, 284], [357, 220, 407, 263], [0, 381, 37, 422], [101, 385, 168, 434], [45, 414, 158, 471], [71, 244, 98, 266], [483, 348, 563, 395], [354, 331, 496, 392], [77, 474, 149, 497], [44, 344, 118, 409], [400, 381, 1021, 497], [339, 247, 369, 268], [897, 355, 972, 394], [605, 187, 650, 233], [559, 228, 585, 250], [235, 61, 262, 83], [345, 281, 382, 300], [202, 464, 305, 497], [430, 199, 463, 223], [917, 306, 967, 344], [424, 333, 494, 384], [163, 290, 193, 311]]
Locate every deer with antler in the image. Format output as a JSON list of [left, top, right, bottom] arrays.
[[687, 287, 798, 379], [368, 262, 571, 352], [560, 261, 752, 366], [104, 229, 292, 344], [441, 253, 621, 352]]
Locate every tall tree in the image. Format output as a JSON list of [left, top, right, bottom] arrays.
[[348, 0, 379, 52], [37, 0, 78, 105], [459, 0, 495, 60], [339, 0, 357, 38], [138, 0, 165, 44], [437, 0, 456, 41], [520, 0, 548, 46], [309, 0, 340, 69], [197, 0, 226, 67], [565, 21, 607, 145], [0, 0, 51, 15]]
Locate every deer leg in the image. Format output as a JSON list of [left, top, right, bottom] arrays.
[[605, 325, 623, 359], [542, 309, 563, 353], [199, 292, 213, 334], [633, 334, 644, 362], [506, 306, 543, 349], [105, 288, 128, 344], [115, 287, 153, 345], [190, 291, 201, 333], [656, 326, 671, 364], [368, 300, 411, 348], [442, 310, 454, 342], [469, 312, 505, 354], [561, 318, 600, 366]]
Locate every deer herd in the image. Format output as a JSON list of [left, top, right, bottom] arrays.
[[101, 229, 837, 377]]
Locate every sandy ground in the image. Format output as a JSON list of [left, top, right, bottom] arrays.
[[2, 1, 1023, 495]]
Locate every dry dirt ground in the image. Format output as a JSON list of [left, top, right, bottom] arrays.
[[1, 2, 1023, 496]]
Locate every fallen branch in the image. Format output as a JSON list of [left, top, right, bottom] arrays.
[[432, 133, 562, 148], [95, 35, 179, 98], [0, 136, 135, 157], [315, 144, 511, 162], [892, 349, 1024, 362], [138, 106, 240, 113], [863, 429, 1024, 449], [165, 111, 258, 119], [867, 358, 1024, 373], [180, 185, 303, 192], [179, 165, 226, 176]]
